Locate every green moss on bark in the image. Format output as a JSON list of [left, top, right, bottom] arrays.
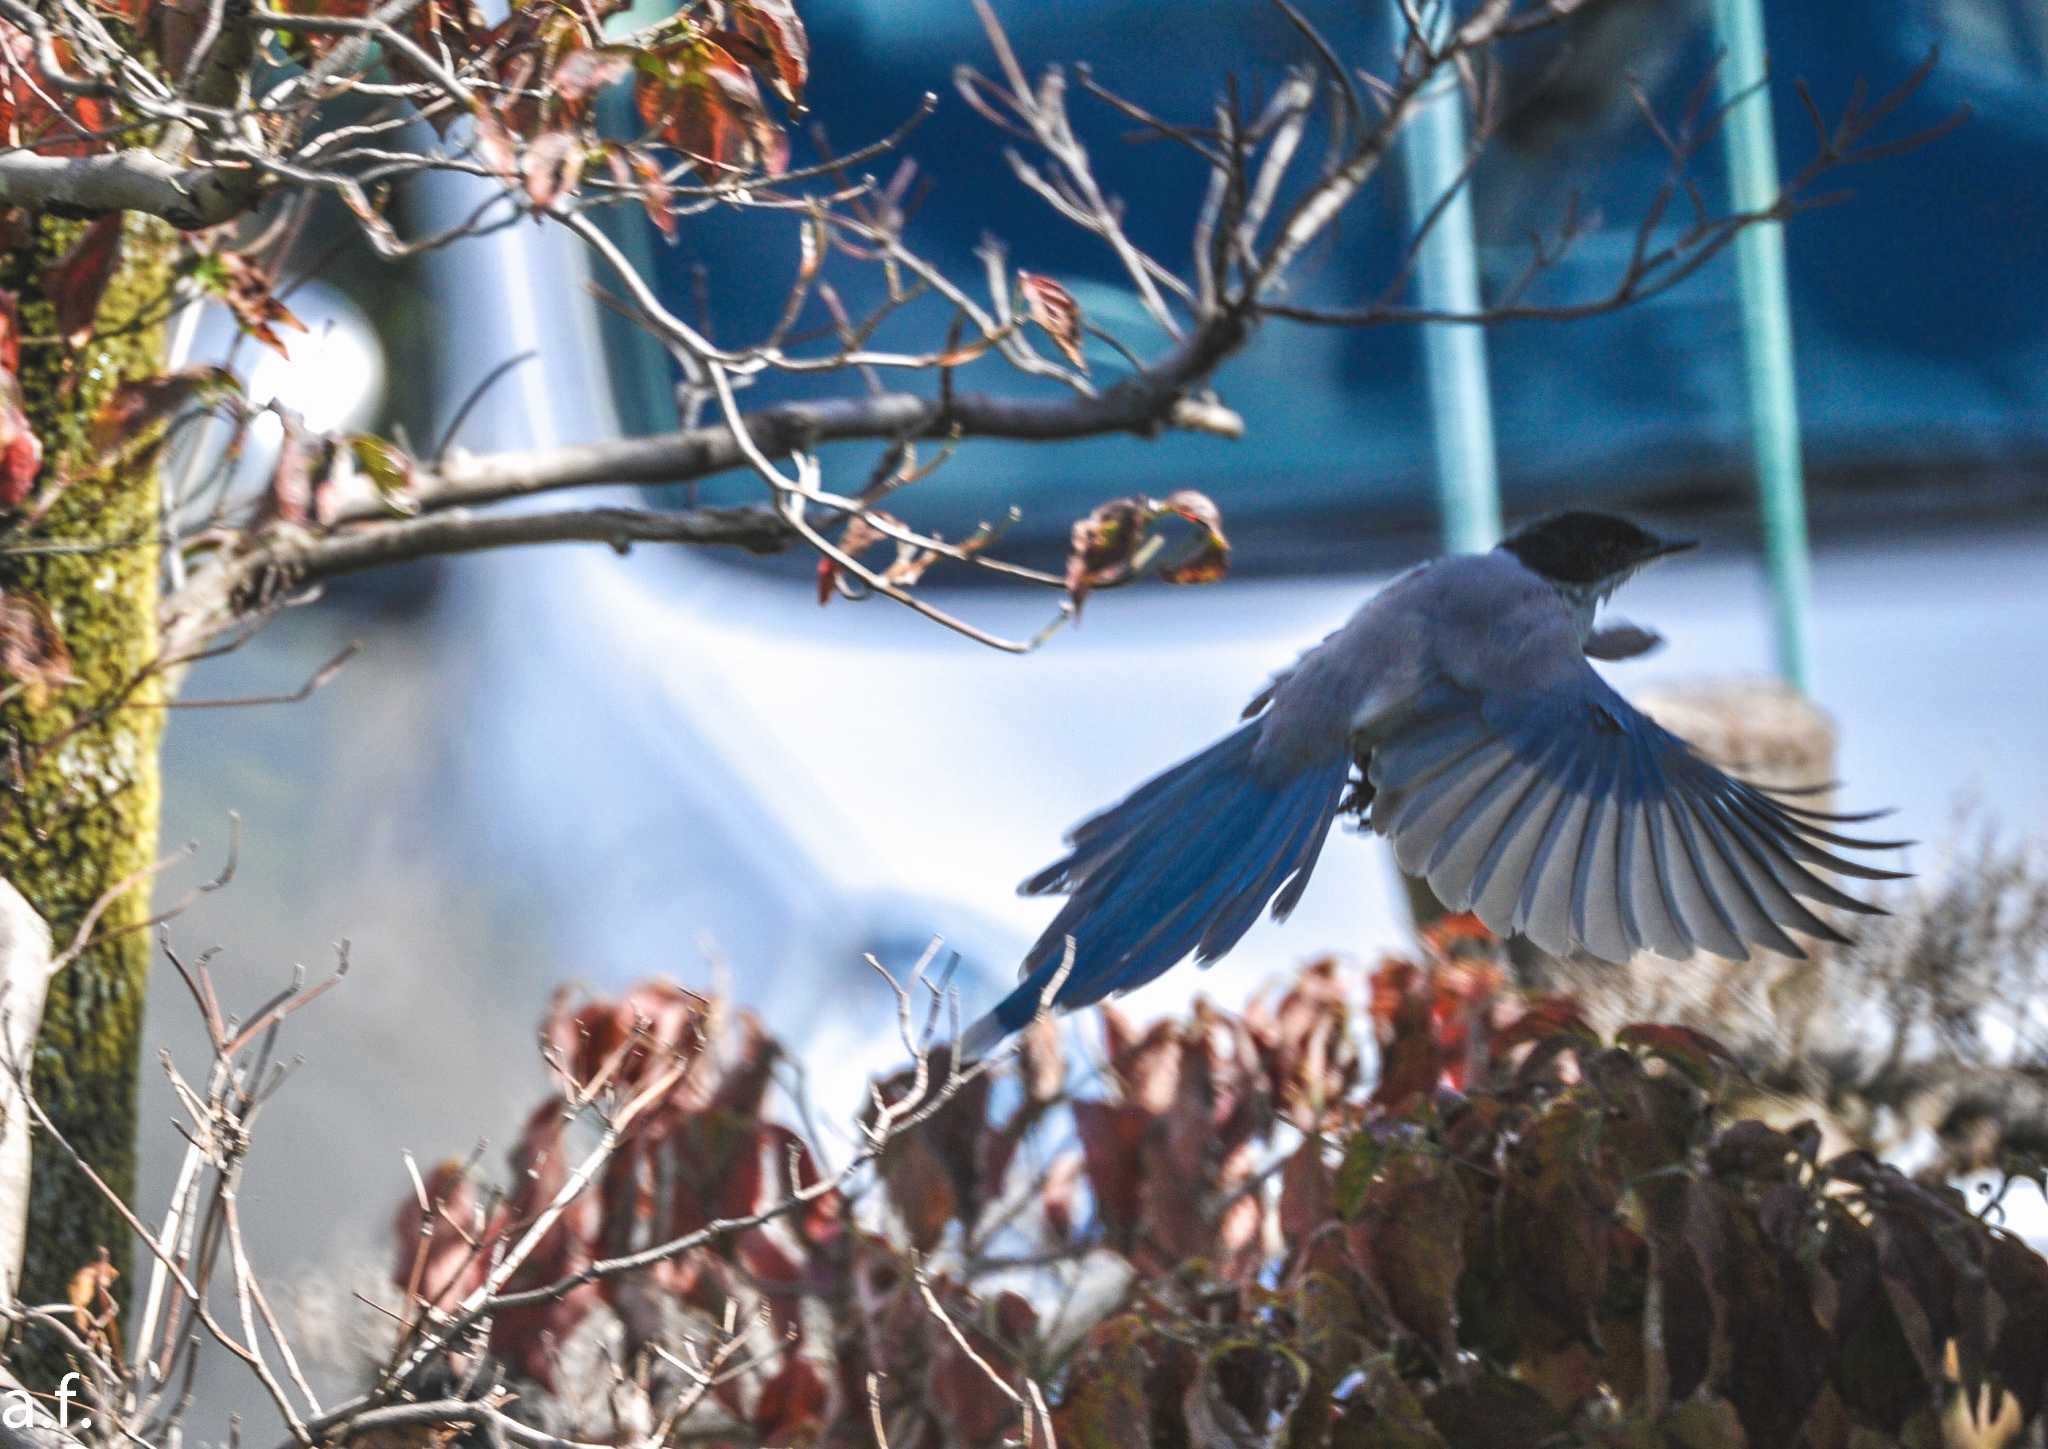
[[0, 212, 173, 1321]]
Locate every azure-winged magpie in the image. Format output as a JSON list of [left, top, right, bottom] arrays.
[[960, 511, 1907, 1058]]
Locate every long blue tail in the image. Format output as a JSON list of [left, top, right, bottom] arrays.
[[959, 722, 1347, 1060]]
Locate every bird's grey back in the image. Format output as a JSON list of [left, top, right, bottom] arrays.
[[1251, 551, 1580, 773]]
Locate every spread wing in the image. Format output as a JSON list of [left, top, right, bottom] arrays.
[[1367, 675, 1908, 964]]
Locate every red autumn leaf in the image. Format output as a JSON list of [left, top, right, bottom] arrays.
[[1152, 488, 1230, 585], [1488, 994, 1597, 1066], [521, 130, 588, 210], [1350, 1151, 1466, 1360], [604, 145, 677, 239], [0, 589, 73, 708], [45, 215, 123, 347], [139, 0, 215, 85], [1280, 1134, 1335, 1243], [1616, 1022, 1739, 1081], [392, 1159, 504, 1309], [815, 511, 897, 604], [92, 365, 240, 453], [1070, 1099, 1149, 1242], [1419, 910, 1495, 959], [1497, 1105, 1622, 1346], [1041, 1150, 1083, 1243], [1064, 490, 1231, 611], [201, 251, 308, 357], [543, 978, 706, 1098], [1367, 957, 1420, 1025], [499, 1101, 600, 1293], [871, 1057, 991, 1248], [635, 37, 788, 178], [0, 373, 41, 507], [1370, 993, 1441, 1113], [474, 110, 520, 186], [925, 1281, 1030, 1444], [753, 1356, 829, 1439], [0, 27, 108, 156], [713, 0, 807, 105], [476, 19, 542, 135], [709, 1008, 780, 1118], [662, 1114, 776, 1240], [1018, 270, 1086, 370], [0, 288, 19, 376], [398, 0, 488, 89], [1065, 495, 1156, 610], [553, 45, 637, 114], [1052, 1316, 1164, 1447], [872, 1137, 950, 1252], [1103, 1007, 1184, 1114]]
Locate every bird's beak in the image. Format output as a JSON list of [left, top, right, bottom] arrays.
[[1647, 534, 1698, 561]]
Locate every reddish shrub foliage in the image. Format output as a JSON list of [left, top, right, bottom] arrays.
[[392, 922, 2048, 1447]]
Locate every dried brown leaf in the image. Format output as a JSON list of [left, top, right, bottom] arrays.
[[1065, 490, 1231, 611], [714, 0, 807, 105], [45, 215, 123, 348], [605, 146, 676, 239], [521, 130, 588, 211], [1018, 270, 1086, 370], [0, 589, 73, 707], [92, 365, 239, 454], [210, 252, 308, 357], [67, 1250, 118, 1335]]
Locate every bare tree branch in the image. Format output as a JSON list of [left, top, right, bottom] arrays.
[[0, 148, 251, 225]]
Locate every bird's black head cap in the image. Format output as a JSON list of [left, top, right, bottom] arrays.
[[1499, 511, 1695, 587]]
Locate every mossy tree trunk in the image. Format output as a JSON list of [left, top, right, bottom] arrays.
[[0, 212, 174, 1326]]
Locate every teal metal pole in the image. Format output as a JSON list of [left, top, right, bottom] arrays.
[[1712, 0, 1814, 690], [1392, 1, 1502, 554]]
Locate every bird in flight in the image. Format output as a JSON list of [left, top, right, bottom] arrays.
[[961, 511, 1906, 1058]]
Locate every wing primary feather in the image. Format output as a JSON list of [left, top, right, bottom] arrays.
[[1614, 722, 1691, 958], [1468, 764, 1570, 932], [1379, 737, 1500, 842], [1019, 770, 1269, 978], [1424, 753, 1551, 912], [1519, 792, 1591, 956], [1642, 793, 1700, 959], [1371, 719, 1492, 796], [1661, 795, 1750, 960], [1710, 791, 1879, 921], [1677, 793, 1804, 957], [1423, 748, 1524, 877], [1726, 780, 1914, 855], [1270, 797, 1341, 923], [1698, 792, 1849, 945], [1722, 789, 1910, 890], [1764, 796, 1897, 825], [1391, 741, 1516, 851], [1628, 805, 1692, 957], [1511, 734, 1601, 950], [1192, 765, 1344, 960], [1612, 778, 1643, 956], [1567, 746, 1621, 959]]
